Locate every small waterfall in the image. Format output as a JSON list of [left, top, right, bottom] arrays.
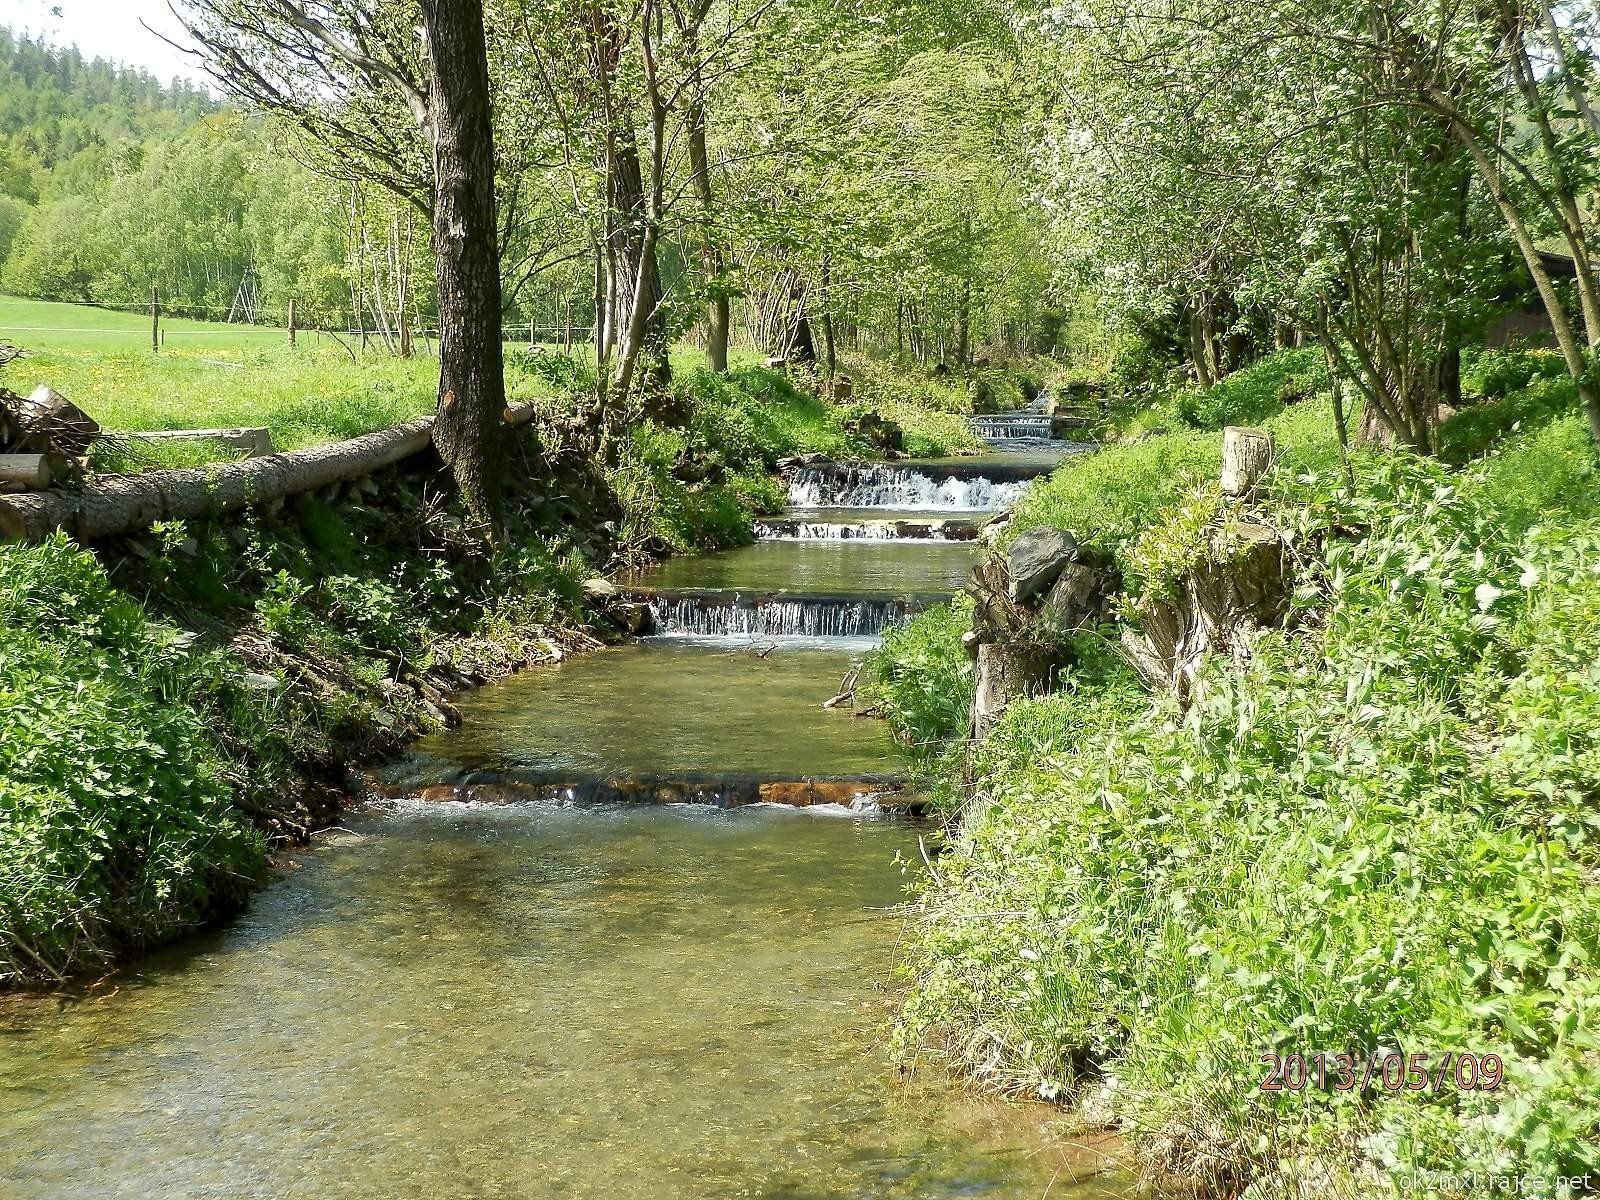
[[971, 416, 1054, 442], [755, 517, 977, 542], [787, 465, 1027, 510], [647, 595, 913, 638]]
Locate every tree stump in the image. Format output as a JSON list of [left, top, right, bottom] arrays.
[[1121, 522, 1289, 702], [971, 641, 1063, 740], [1220, 426, 1274, 496]]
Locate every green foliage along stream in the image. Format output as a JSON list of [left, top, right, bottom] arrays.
[[871, 352, 1600, 1196]]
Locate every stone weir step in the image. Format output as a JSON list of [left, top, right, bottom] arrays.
[[971, 412, 1094, 437], [378, 773, 923, 815], [620, 586, 951, 639], [796, 455, 1068, 484], [753, 514, 982, 542]]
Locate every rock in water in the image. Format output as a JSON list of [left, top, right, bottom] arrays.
[[1004, 527, 1079, 603], [582, 577, 619, 600]]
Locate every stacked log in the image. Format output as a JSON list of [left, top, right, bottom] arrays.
[[965, 527, 1120, 739], [0, 386, 99, 456], [0, 387, 97, 493]]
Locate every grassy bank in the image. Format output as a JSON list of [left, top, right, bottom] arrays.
[[870, 349, 1600, 1196], [0, 351, 976, 987], [3, 295, 985, 462]]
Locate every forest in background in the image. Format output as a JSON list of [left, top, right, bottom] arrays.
[[0, 20, 1060, 365]]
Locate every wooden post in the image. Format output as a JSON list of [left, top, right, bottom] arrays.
[[1221, 426, 1275, 496], [288, 298, 297, 347], [150, 286, 160, 353]]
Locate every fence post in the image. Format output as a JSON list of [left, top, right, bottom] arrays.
[[150, 286, 160, 353], [288, 297, 297, 348]]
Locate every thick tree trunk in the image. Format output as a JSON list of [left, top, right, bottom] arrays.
[[421, 0, 507, 538], [686, 92, 729, 375]]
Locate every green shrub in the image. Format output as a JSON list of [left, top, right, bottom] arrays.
[[1003, 428, 1222, 582], [0, 538, 266, 984], [863, 600, 976, 754], [1173, 347, 1327, 430]]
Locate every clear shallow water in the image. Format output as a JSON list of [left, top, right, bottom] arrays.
[[626, 540, 977, 597], [406, 638, 899, 780], [0, 803, 1124, 1200]]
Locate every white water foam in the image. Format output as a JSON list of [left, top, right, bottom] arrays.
[[647, 596, 909, 639], [787, 466, 1027, 510]]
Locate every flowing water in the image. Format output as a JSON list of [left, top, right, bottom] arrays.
[[786, 463, 1033, 510], [626, 540, 979, 596], [623, 540, 979, 639], [0, 804, 1123, 1199], [402, 638, 897, 781], [0, 448, 1128, 1198]]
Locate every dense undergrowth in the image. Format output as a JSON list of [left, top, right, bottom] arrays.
[[872, 348, 1600, 1197], [0, 349, 974, 986]]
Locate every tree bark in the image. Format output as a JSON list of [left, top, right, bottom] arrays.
[[819, 254, 836, 376], [1220, 426, 1274, 496], [420, 0, 508, 539], [686, 76, 729, 374]]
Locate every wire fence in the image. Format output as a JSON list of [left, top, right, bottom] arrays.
[[2, 294, 597, 357]]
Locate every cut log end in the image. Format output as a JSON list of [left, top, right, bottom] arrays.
[[1221, 426, 1275, 496]]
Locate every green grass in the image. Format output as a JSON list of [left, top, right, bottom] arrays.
[[0, 294, 573, 453]]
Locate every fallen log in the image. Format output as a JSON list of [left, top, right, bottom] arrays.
[[0, 404, 540, 543], [0, 418, 436, 542]]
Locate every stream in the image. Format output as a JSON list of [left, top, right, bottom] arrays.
[[0, 434, 1123, 1198]]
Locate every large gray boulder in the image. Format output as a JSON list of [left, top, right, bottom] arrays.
[[1004, 527, 1079, 604]]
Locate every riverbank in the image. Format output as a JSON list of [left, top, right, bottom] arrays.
[[872, 348, 1600, 1196], [0, 353, 990, 988]]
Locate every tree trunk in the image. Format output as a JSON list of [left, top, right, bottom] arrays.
[[420, 0, 507, 538], [819, 255, 836, 376], [686, 85, 729, 375], [957, 278, 971, 367], [607, 130, 670, 404], [1444, 108, 1600, 448]]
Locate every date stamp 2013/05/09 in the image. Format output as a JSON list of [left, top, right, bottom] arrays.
[[1259, 1051, 1503, 1093]]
